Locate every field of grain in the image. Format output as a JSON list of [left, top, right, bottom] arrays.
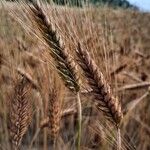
[[0, 1, 150, 150]]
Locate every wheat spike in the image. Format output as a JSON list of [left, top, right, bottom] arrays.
[[9, 77, 32, 150], [76, 43, 123, 127], [48, 87, 61, 145], [28, 2, 80, 92]]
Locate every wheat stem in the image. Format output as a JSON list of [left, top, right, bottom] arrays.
[[117, 128, 121, 150], [77, 92, 82, 150], [29, 128, 41, 150]]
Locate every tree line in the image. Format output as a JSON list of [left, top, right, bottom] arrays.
[[7, 0, 138, 9]]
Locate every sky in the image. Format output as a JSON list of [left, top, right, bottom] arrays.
[[128, 0, 150, 11]]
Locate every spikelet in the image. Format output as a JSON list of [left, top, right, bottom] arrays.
[[76, 43, 123, 127]]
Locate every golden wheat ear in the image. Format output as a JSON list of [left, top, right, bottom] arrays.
[[48, 85, 61, 145], [28, 2, 80, 92], [8, 77, 32, 150], [76, 43, 123, 127]]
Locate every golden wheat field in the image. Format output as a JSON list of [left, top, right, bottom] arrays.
[[0, 1, 150, 150]]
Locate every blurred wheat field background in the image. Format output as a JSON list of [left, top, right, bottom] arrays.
[[0, 1, 150, 150]]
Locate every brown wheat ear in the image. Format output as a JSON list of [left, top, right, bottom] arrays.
[[28, 2, 80, 92], [8, 77, 32, 150], [48, 86, 61, 145], [76, 43, 123, 127]]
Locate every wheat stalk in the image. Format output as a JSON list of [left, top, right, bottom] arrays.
[[28, 2, 82, 149], [0, 53, 4, 71], [8, 77, 32, 150], [0, 53, 2, 67]]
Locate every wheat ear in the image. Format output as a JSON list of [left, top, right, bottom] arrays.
[[28, 2, 82, 149], [48, 86, 61, 146], [76, 43, 123, 126], [9, 77, 32, 150], [76, 43, 123, 149], [28, 2, 80, 92]]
